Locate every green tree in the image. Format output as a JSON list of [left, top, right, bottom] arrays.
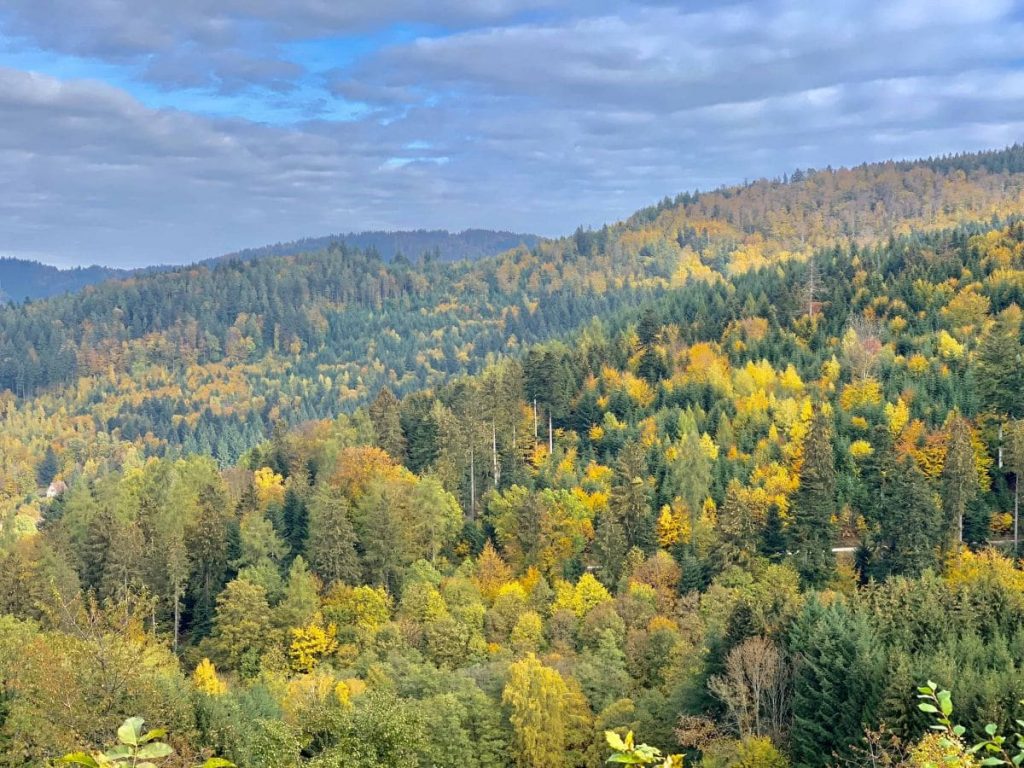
[[305, 485, 360, 586], [211, 578, 273, 675], [872, 455, 943, 579], [611, 442, 654, 552], [941, 414, 978, 553], [788, 406, 837, 587], [369, 387, 407, 463], [789, 597, 882, 768]]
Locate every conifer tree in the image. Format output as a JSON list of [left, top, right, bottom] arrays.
[[369, 387, 407, 463], [872, 455, 942, 579], [940, 413, 977, 553], [789, 597, 882, 767], [788, 405, 836, 587]]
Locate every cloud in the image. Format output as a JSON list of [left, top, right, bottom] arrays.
[[0, 1, 1023, 266]]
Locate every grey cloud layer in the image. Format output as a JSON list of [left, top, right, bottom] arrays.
[[1, 0, 1022, 266]]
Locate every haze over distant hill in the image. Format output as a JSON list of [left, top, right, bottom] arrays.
[[0, 229, 543, 303], [218, 228, 541, 264], [0, 258, 129, 303]]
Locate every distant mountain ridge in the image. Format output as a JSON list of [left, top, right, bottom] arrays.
[[0, 258, 129, 303], [0, 228, 543, 303], [217, 228, 541, 264]]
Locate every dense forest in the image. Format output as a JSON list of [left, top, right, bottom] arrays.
[[220, 228, 541, 265], [0, 229, 539, 304], [0, 258, 128, 304], [4, 147, 1024, 766]]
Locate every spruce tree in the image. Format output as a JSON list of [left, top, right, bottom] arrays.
[[872, 455, 942, 579], [788, 405, 837, 587], [789, 597, 882, 768], [369, 387, 407, 463], [940, 413, 977, 553]]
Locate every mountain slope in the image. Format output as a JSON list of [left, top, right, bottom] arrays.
[[0, 258, 128, 303], [0, 229, 542, 303], [2, 145, 1024, 479], [219, 228, 541, 264]]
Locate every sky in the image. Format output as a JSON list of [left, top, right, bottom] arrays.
[[1, 1, 1023, 268]]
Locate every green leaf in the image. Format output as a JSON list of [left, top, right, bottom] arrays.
[[980, 758, 1005, 766], [986, 723, 1000, 736], [138, 729, 166, 744], [117, 717, 145, 747], [938, 690, 953, 717], [200, 759, 236, 768], [605, 731, 628, 751], [607, 756, 647, 765], [59, 752, 101, 768], [135, 743, 173, 760], [919, 703, 939, 713]]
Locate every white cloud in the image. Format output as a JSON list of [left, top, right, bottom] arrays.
[[1, 1, 1023, 265]]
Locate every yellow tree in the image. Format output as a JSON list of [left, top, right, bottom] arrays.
[[503, 654, 582, 768]]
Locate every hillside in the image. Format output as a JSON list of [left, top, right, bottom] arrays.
[[0, 229, 541, 305], [219, 228, 541, 264], [0, 258, 128, 303], [3, 202, 1024, 764], [3, 146, 1024, 478]]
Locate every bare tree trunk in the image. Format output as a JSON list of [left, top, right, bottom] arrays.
[[548, 412, 553, 453], [173, 585, 180, 655], [533, 399, 538, 440], [492, 422, 499, 489], [469, 445, 476, 519], [999, 422, 1004, 470], [1015, 472, 1020, 554]]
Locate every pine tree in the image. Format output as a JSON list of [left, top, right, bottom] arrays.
[[871, 455, 942, 579], [976, 305, 1024, 419], [369, 387, 407, 463], [759, 503, 787, 562], [35, 446, 59, 487], [789, 597, 882, 767], [940, 413, 977, 553], [610, 442, 654, 552], [717, 480, 759, 568], [788, 406, 837, 587], [305, 486, 360, 586]]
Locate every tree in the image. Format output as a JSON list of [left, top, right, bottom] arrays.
[[503, 654, 578, 768], [211, 578, 273, 675], [789, 597, 882, 767], [610, 442, 654, 552], [305, 485, 360, 585], [708, 636, 789, 742], [871, 455, 943, 579], [35, 446, 59, 487], [788, 406, 837, 587], [941, 414, 979, 553], [369, 387, 407, 463], [976, 305, 1024, 420], [185, 481, 233, 637], [1006, 420, 1024, 552], [717, 480, 761, 569], [274, 556, 320, 630]]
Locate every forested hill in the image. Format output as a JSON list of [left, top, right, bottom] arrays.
[[3, 145, 1024, 481], [0, 258, 128, 303], [5, 214, 1024, 766], [218, 228, 541, 264], [6, 147, 1024, 766], [0, 229, 541, 304]]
